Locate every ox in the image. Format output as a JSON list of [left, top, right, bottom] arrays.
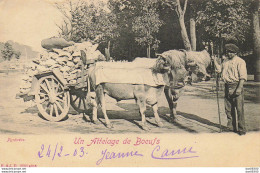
[[156, 50, 211, 122], [88, 58, 171, 130], [88, 49, 211, 130]]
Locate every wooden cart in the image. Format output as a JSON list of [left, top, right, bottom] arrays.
[[22, 51, 91, 122]]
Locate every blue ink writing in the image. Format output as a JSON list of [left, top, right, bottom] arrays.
[[38, 144, 44, 158], [37, 143, 88, 161], [52, 143, 58, 161], [151, 145, 199, 160], [96, 149, 143, 165]]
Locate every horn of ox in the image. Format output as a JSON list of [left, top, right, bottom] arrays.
[[187, 61, 197, 66]]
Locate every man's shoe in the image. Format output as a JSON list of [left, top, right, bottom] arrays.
[[237, 131, 246, 136]]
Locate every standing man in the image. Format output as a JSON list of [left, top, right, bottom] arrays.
[[213, 43, 247, 135]]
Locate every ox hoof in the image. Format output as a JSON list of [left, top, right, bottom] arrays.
[[169, 118, 176, 123], [141, 123, 150, 131], [142, 126, 150, 131], [156, 121, 164, 127], [106, 123, 113, 129], [93, 119, 100, 124]]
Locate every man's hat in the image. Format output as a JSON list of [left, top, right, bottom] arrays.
[[225, 43, 239, 53]]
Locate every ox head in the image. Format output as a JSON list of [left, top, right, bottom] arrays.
[[186, 50, 211, 82], [154, 53, 189, 88], [152, 54, 172, 73], [154, 51, 211, 85], [186, 61, 211, 82]]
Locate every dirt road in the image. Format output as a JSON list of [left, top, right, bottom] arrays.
[[0, 71, 259, 134]]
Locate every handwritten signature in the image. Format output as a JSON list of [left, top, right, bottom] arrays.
[[37, 144, 198, 165], [151, 145, 199, 160], [96, 149, 143, 165]]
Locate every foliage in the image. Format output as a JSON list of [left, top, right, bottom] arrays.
[[71, 1, 118, 44], [55, 0, 83, 41], [196, 0, 251, 44], [1, 42, 20, 61], [107, 0, 164, 59], [131, 0, 163, 50], [56, 0, 255, 60], [108, 0, 140, 60], [56, 0, 118, 45]]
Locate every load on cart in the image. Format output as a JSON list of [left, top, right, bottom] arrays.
[[17, 37, 105, 122]]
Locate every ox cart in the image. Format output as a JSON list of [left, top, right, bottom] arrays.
[[19, 52, 91, 122]]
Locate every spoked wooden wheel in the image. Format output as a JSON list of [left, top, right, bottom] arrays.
[[69, 88, 89, 113], [35, 76, 70, 121]]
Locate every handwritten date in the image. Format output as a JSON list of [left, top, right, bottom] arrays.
[[37, 143, 88, 161], [37, 144, 199, 165]]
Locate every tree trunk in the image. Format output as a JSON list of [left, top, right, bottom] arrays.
[[147, 45, 151, 58], [219, 33, 224, 59], [179, 16, 191, 51], [128, 42, 132, 60], [108, 41, 111, 51], [175, 0, 192, 51], [252, 0, 260, 81], [108, 41, 111, 60], [190, 18, 196, 51], [105, 41, 111, 61]]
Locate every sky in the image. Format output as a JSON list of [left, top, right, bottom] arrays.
[[0, 0, 64, 52]]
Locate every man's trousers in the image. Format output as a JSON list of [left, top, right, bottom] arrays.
[[224, 83, 246, 132]]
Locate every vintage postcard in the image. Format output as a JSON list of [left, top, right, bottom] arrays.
[[0, 0, 259, 168]]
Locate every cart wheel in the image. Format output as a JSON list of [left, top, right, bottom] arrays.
[[35, 76, 70, 122], [70, 88, 90, 113]]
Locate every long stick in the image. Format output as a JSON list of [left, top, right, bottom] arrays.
[[216, 74, 222, 132], [234, 107, 238, 132], [211, 41, 222, 132], [217, 33, 224, 133]]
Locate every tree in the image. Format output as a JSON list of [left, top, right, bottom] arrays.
[[196, 0, 251, 53], [55, 0, 84, 41], [56, 0, 255, 63], [162, 0, 208, 51], [108, 0, 165, 59], [189, 18, 196, 51], [56, 0, 119, 59], [1, 42, 15, 61], [174, 0, 192, 50], [131, 0, 163, 57], [251, 0, 260, 81], [161, 0, 194, 51], [188, 0, 208, 51], [108, 0, 139, 60], [73, 1, 118, 55]]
